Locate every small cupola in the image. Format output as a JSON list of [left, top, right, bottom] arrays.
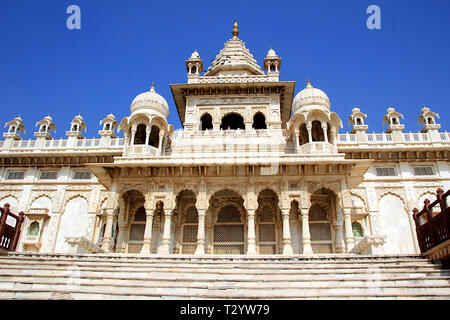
[[34, 115, 55, 140], [383, 106, 404, 133], [418, 105, 440, 133], [99, 113, 118, 138], [186, 50, 204, 83], [264, 48, 281, 80], [4, 116, 25, 140], [349, 106, 368, 133], [67, 113, 86, 139]]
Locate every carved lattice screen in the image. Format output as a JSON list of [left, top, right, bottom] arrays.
[[257, 204, 277, 254], [182, 206, 198, 254], [214, 205, 244, 254]]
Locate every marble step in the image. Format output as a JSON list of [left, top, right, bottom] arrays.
[[0, 285, 449, 300], [0, 273, 449, 289]]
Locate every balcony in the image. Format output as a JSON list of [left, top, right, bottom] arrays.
[[125, 145, 159, 157]]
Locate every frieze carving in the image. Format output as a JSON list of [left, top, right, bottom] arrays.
[[306, 180, 340, 195]]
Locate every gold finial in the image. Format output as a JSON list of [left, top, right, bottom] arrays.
[[306, 78, 312, 87], [150, 82, 155, 92], [232, 20, 239, 37]]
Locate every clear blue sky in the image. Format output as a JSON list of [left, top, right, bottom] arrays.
[[0, 0, 449, 139]]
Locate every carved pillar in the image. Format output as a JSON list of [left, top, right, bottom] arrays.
[[116, 221, 127, 253], [293, 128, 300, 153], [140, 208, 154, 254], [195, 209, 206, 255], [344, 208, 355, 252], [158, 209, 172, 254], [130, 128, 137, 146], [301, 211, 313, 254], [145, 126, 151, 146], [282, 209, 293, 255], [246, 209, 257, 255], [102, 209, 115, 252], [322, 124, 328, 143], [334, 224, 345, 253], [306, 123, 312, 143], [158, 132, 164, 155]]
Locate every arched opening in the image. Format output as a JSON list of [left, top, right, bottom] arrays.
[[299, 123, 309, 145], [200, 113, 213, 131], [311, 121, 324, 142], [191, 66, 197, 74], [427, 117, 433, 124], [220, 113, 245, 130], [10, 126, 16, 133], [134, 124, 147, 145], [356, 118, 362, 125], [309, 188, 336, 254], [352, 222, 364, 238], [149, 126, 160, 147], [72, 125, 77, 132], [270, 64, 276, 72], [392, 118, 398, 125], [40, 125, 47, 133], [252, 112, 267, 130], [174, 189, 198, 254], [379, 194, 416, 254], [28, 222, 40, 236], [256, 189, 280, 254], [209, 189, 246, 254], [105, 123, 111, 131], [124, 190, 147, 254]]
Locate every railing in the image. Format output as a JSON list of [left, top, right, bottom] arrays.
[[0, 204, 25, 252], [3, 138, 125, 151], [172, 128, 284, 140], [412, 188, 450, 254], [125, 145, 159, 157]]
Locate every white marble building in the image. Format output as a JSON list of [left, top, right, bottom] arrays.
[[1, 22, 449, 256]]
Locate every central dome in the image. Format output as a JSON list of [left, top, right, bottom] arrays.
[[292, 79, 331, 114], [130, 83, 169, 118]]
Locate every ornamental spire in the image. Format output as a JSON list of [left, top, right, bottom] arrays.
[[232, 20, 239, 37], [150, 82, 155, 92]]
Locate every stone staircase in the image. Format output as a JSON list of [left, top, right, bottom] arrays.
[[0, 253, 449, 299]]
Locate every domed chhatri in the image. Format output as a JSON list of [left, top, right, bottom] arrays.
[[130, 82, 169, 119], [292, 79, 331, 114]]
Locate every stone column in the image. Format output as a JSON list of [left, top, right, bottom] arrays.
[[195, 209, 206, 255], [145, 126, 151, 146], [140, 208, 154, 254], [116, 221, 127, 253], [246, 209, 257, 255], [301, 211, 313, 254], [130, 128, 137, 146], [306, 123, 312, 143], [334, 224, 345, 253], [293, 128, 300, 153], [158, 209, 172, 254], [158, 132, 164, 155], [343, 208, 355, 252], [282, 209, 293, 255], [322, 124, 328, 143], [102, 209, 116, 252]]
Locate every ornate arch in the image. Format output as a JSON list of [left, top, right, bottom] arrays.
[[0, 194, 19, 204], [63, 193, 89, 212], [378, 191, 408, 212], [206, 185, 246, 205], [349, 191, 368, 211], [28, 194, 53, 210], [255, 184, 280, 197], [213, 200, 246, 224]]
